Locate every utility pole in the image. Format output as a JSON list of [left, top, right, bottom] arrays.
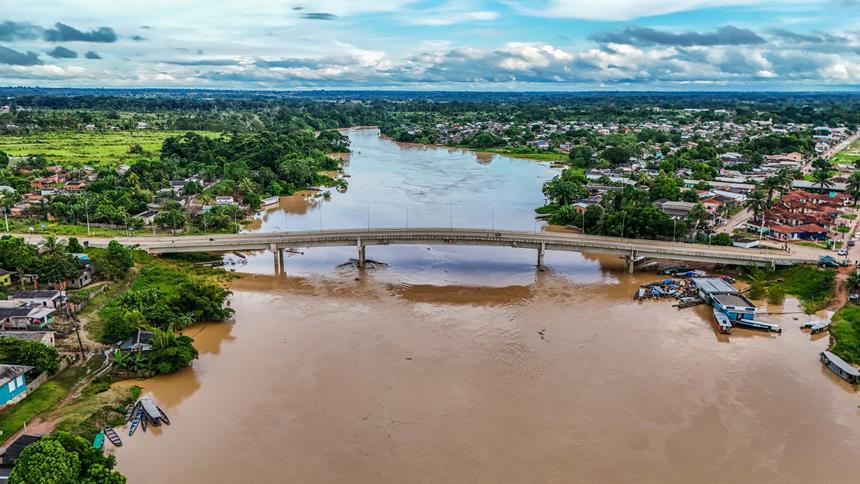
[[621, 211, 626, 238], [2, 207, 7, 233]]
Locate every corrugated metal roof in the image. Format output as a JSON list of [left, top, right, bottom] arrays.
[[822, 351, 860, 377], [691, 277, 738, 295]]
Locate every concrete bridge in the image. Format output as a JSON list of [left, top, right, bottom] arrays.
[[67, 227, 818, 272]]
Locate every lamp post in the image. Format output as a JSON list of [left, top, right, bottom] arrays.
[[620, 211, 626, 238]]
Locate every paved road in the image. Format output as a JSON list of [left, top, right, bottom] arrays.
[[26, 227, 819, 267]]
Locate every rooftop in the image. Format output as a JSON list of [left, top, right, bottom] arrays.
[[691, 277, 738, 295]]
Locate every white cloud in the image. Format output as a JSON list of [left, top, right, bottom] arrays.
[[506, 0, 819, 21]]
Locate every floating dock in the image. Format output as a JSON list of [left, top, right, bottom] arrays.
[[732, 318, 782, 334]]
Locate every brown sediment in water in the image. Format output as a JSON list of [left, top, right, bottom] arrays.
[[112, 264, 860, 484], [111, 129, 859, 483]]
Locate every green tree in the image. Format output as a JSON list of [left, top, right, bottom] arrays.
[[0, 337, 60, 373], [811, 167, 834, 192], [154, 209, 186, 235], [92, 241, 134, 281], [66, 237, 85, 254], [9, 439, 80, 484], [846, 172, 860, 206], [81, 464, 127, 484], [744, 189, 771, 230], [100, 309, 146, 344]]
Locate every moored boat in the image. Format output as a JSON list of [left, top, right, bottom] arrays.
[[820, 351, 860, 384], [711, 307, 732, 334]]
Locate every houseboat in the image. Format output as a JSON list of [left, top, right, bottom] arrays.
[[732, 319, 782, 334], [820, 351, 860, 384]]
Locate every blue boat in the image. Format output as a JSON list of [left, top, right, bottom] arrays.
[[128, 404, 143, 436]]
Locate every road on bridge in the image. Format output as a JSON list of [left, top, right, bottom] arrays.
[[24, 227, 820, 269]]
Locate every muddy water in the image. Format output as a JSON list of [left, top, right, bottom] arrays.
[[113, 130, 860, 483]]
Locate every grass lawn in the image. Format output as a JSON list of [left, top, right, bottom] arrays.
[[841, 214, 857, 220], [0, 363, 89, 439], [0, 130, 220, 168], [832, 138, 860, 166], [486, 149, 570, 162]]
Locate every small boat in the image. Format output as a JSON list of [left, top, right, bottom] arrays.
[[156, 405, 171, 425], [128, 404, 143, 436], [103, 427, 123, 447], [651, 287, 664, 298], [141, 417, 148, 432], [820, 351, 860, 384], [801, 320, 832, 334], [711, 307, 732, 334], [92, 432, 104, 449], [733, 319, 782, 334]]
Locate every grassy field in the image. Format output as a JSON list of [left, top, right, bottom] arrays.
[[832, 138, 860, 165], [0, 363, 89, 439], [0, 130, 220, 168], [746, 265, 836, 313]]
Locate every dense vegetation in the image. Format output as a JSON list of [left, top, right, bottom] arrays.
[[745, 265, 836, 313], [9, 432, 125, 483], [99, 263, 233, 344], [0, 235, 82, 285], [0, 337, 60, 374], [540, 169, 704, 239], [831, 305, 860, 364]]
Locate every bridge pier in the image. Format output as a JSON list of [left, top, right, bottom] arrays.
[[278, 249, 285, 271], [357, 239, 366, 269], [626, 250, 637, 274], [537, 242, 545, 269]]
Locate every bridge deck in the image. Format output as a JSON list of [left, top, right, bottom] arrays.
[[70, 228, 815, 267]]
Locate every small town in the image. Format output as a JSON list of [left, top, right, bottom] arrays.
[[2, 1, 860, 482]]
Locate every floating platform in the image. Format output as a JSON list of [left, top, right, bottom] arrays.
[[733, 318, 782, 334]]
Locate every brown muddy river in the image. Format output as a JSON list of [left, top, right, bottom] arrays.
[[114, 129, 860, 483]]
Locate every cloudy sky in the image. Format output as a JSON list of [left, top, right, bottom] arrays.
[[1, 0, 860, 90]]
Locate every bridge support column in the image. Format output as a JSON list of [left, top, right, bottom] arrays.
[[627, 250, 637, 274], [357, 239, 366, 269], [278, 249, 285, 271], [537, 242, 545, 269], [270, 243, 280, 275]]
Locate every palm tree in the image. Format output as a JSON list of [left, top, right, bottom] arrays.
[[811, 167, 834, 193], [40, 234, 66, 258], [744, 189, 771, 238], [761, 176, 782, 202], [847, 172, 860, 206]]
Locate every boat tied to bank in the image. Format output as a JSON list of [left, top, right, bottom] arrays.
[[820, 351, 860, 384], [801, 320, 832, 334], [125, 396, 171, 438]]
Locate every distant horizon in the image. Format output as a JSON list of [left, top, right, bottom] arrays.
[[1, 1, 859, 90], [3, 86, 860, 95]]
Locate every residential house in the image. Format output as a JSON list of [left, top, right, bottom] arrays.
[[0, 301, 56, 329], [0, 365, 33, 408], [0, 269, 14, 287], [10, 290, 65, 308], [118, 329, 155, 352], [659, 201, 697, 218], [135, 210, 159, 225], [0, 331, 55, 346], [215, 196, 235, 206]]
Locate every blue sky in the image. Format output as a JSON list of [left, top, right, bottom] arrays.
[[1, 0, 859, 89]]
